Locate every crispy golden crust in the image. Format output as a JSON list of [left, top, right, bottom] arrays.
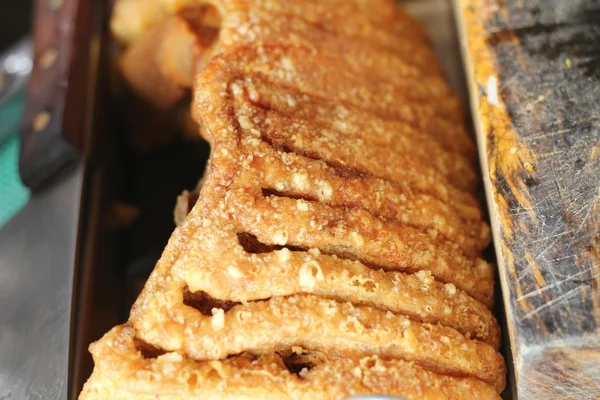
[[126, 192, 504, 390], [80, 325, 500, 400], [133, 293, 504, 390], [188, 59, 494, 304], [236, 101, 478, 192], [171, 189, 499, 348], [196, 58, 480, 210], [224, 45, 461, 123], [111, 0, 440, 91], [193, 63, 490, 255], [225, 189, 494, 304], [111, 0, 430, 49], [134, 193, 500, 345], [82, 0, 507, 398], [127, 192, 504, 389], [183, 246, 500, 348], [244, 76, 475, 158], [245, 148, 489, 254], [114, 0, 452, 117]]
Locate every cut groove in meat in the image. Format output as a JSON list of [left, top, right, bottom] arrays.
[[237, 231, 387, 275], [226, 190, 495, 306], [238, 229, 456, 289], [237, 232, 306, 254], [252, 129, 478, 212], [279, 348, 328, 377], [261, 188, 318, 202], [134, 338, 167, 359], [183, 287, 239, 316]]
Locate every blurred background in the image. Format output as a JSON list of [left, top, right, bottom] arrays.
[[0, 1, 31, 52], [0, 1, 31, 227]]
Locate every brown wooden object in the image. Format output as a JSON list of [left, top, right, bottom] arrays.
[[20, 0, 95, 189], [455, 1, 600, 398]]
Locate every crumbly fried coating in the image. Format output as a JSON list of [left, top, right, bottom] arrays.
[[111, 0, 431, 49], [226, 189, 494, 304], [128, 190, 504, 392], [172, 192, 499, 347], [127, 191, 504, 390], [183, 243, 500, 348], [235, 99, 479, 192], [81, 0, 507, 398], [190, 59, 495, 304], [80, 325, 500, 400], [133, 292, 505, 390]]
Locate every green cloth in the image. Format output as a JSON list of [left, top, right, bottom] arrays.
[[0, 92, 30, 227]]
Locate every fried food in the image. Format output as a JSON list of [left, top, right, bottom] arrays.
[[162, 189, 500, 349], [119, 18, 186, 110], [127, 188, 504, 389], [140, 294, 503, 390], [191, 56, 494, 304], [183, 238, 500, 347], [111, 0, 431, 49], [118, 5, 220, 102], [115, 0, 468, 150], [226, 188, 493, 304], [115, 5, 219, 149], [81, 0, 506, 398], [81, 325, 500, 400], [173, 189, 198, 226]]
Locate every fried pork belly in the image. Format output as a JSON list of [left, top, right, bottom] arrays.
[[118, 5, 220, 105], [81, 325, 500, 400], [81, 0, 505, 398]]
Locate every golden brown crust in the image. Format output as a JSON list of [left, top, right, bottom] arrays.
[[80, 325, 500, 400], [196, 56, 480, 209], [222, 45, 461, 123], [132, 294, 504, 390], [111, 0, 431, 49], [183, 246, 500, 348], [236, 101, 478, 192], [225, 189, 494, 304], [193, 58, 491, 260], [114, 0, 452, 118], [243, 77, 476, 159], [246, 149, 489, 255], [169, 188, 499, 348], [188, 51, 495, 305], [127, 192, 504, 390], [134, 189, 500, 346], [82, 0, 506, 398]]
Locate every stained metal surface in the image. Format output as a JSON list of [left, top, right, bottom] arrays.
[[0, 166, 83, 400]]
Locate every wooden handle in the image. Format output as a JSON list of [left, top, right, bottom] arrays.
[[20, 0, 93, 189]]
